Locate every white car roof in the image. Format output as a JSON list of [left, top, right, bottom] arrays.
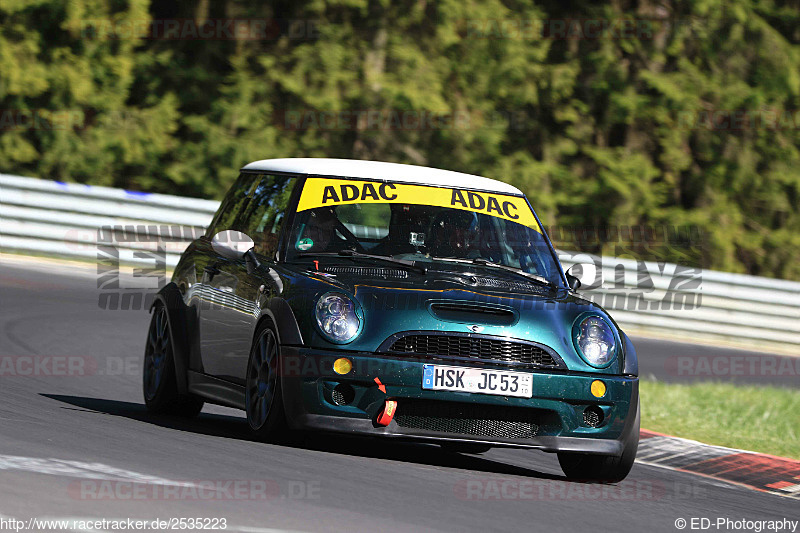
[[242, 158, 524, 196]]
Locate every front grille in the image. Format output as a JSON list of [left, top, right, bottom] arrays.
[[387, 334, 559, 368], [394, 400, 539, 439], [323, 266, 409, 279]]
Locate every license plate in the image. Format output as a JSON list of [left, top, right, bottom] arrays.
[[422, 364, 533, 398]]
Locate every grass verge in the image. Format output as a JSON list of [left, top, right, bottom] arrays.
[[640, 380, 800, 460]]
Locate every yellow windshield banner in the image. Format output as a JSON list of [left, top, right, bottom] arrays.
[[296, 178, 541, 232]]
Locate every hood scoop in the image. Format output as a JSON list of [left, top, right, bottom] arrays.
[[428, 301, 518, 326]]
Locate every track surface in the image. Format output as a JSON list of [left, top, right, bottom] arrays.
[[0, 258, 797, 532]]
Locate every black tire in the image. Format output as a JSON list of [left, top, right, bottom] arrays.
[[557, 400, 640, 483], [245, 321, 289, 441], [143, 303, 204, 417], [440, 442, 492, 454]]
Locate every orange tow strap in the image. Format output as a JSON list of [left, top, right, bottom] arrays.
[[376, 400, 397, 426]]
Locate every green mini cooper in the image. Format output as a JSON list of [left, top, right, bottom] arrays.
[[144, 158, 640, 482]]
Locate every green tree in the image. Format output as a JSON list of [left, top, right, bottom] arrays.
[[2, 0, 799, 279]]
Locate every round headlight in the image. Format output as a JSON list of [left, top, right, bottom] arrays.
[[575, 316, 616, 367], [315, 292, 361, 343]]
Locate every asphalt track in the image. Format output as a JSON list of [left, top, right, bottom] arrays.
[[0, 257, 797, 532]]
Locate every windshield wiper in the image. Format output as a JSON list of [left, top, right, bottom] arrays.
[[297, 250, 427, 275], [430, 257, 556, 288]]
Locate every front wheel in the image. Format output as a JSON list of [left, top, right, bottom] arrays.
[[245, 322, 288, 441], [557, 400, 639, 483], [143, 303, 204, 417]]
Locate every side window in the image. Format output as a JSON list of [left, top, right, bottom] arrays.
[[207, 172, 260, 237], [235, 174, 296, 259]]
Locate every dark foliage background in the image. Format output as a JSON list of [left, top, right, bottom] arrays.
[[2, 0, 799, 278]]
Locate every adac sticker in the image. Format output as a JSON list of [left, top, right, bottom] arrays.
[[295, 178, 540, 232]]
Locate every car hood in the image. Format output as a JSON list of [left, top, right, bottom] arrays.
[[276, 266, 624, 374]]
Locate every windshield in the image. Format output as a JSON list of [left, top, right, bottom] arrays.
[[286, 178, 564, 287]]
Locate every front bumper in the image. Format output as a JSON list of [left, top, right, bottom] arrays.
[[280, 347, 639, 455]]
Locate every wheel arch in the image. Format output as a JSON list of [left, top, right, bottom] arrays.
[[149, 282, 190, 395], [620, 331, 638, 376], [256, 297, 304, 347], [254, 298, 303, 425]]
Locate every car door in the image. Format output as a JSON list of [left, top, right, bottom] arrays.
[[195, 171, 260, 381], [198, 173, 297, 384]]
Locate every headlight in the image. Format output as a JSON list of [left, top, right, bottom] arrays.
[[574, 316, 616, 367], [315, 292, 361, 343]]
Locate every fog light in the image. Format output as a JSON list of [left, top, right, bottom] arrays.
[[590, 379, 606, 398], [333, 358, 352, 375], [583, 405, 604, 428], [331, 384, 355, 406]]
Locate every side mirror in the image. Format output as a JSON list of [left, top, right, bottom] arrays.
[[211, 230, 255, 261], [565, 264, 583, 291]]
